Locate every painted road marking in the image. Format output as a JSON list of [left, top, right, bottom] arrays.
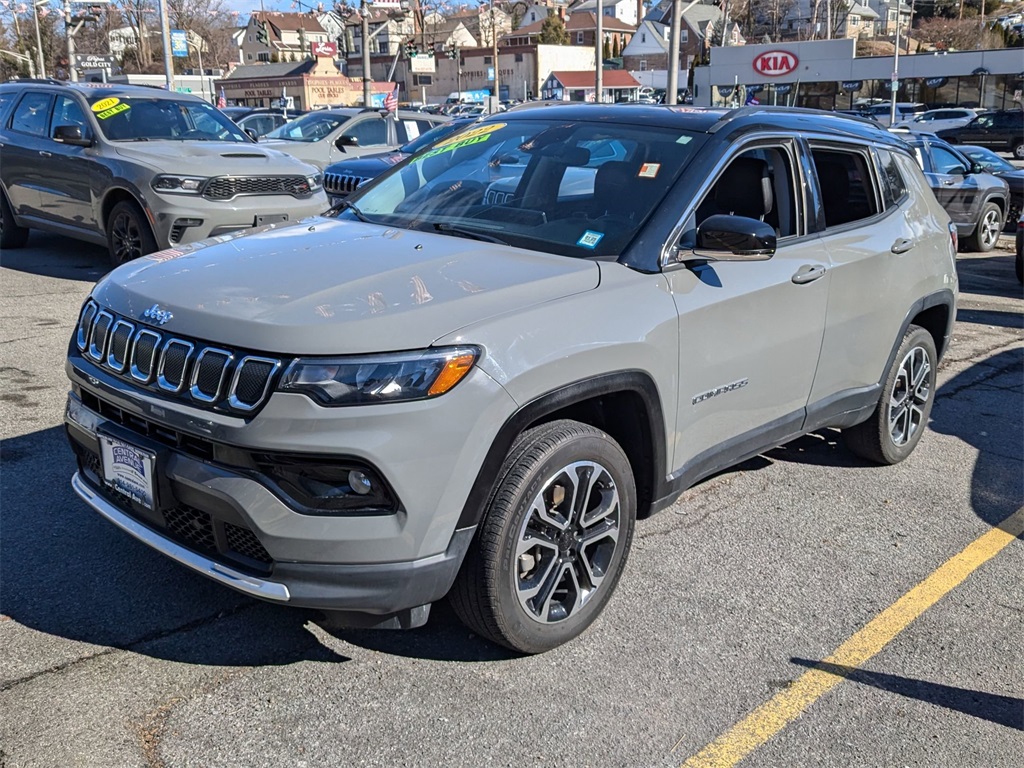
[[682, 506, 1024, 768]]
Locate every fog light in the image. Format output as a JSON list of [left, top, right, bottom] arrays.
[[348, 470, 373, 495]]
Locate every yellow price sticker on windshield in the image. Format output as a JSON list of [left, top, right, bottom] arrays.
[[91, 97, 120, 113], [96, 103, 130, 120], [433, 122, 506, 149]]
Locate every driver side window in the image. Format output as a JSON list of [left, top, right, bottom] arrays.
[[930, 146, 967, 175], [343, 118, 387, 147], [49, 95, 89, 140]]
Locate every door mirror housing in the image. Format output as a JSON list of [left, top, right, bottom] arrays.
[[52, 124, 92, 147], [691, 215, 776, 262], [336, 134, 359, 149], [244, 127, 259, 142]]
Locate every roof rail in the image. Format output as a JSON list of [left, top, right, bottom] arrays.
[[9, 77, 68, 86], [707, 105, 879, 133]]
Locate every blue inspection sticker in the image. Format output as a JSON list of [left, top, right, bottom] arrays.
[[577, 230, 604, 249]]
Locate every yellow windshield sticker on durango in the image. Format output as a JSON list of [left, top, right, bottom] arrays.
[[96, 103, 130, 120], [91, 97, 120, 112]]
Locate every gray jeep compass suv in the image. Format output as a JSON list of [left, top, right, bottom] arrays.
[[65, 106, 958, 653]]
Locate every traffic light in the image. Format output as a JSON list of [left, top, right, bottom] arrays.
[[403, 41, 418, 58], [256, 21, 269, 46], [446, 44, 458, 60]]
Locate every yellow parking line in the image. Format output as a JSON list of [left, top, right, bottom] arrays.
[[682, 506, 1024, 768]]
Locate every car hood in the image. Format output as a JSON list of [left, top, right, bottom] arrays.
[[257, 139, 327, 167], [993, 168, 1024, 194], [324, 152, 407, 177], [91, 218, 600, 355], [113, 141, 318, 174]]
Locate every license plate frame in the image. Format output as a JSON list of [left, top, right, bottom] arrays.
[[254, 213, 289, 227], [98, 434, 157, 511]]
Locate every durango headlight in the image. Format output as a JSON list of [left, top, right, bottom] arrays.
[[279, 347, 479, 406], [307, 174, 323, 192], [152, 175, 208, 194]]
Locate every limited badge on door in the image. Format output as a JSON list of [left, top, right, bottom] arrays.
[[98, 434, 156, 510]]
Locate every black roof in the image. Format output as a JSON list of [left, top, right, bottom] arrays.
[[495, 104, 912, 151], [0, 80, 208, 103]]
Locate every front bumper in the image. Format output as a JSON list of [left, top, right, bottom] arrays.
[[148, 191, 329, 249]]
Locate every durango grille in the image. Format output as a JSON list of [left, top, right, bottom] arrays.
[[203, 175, 312, 200], [323, 172, 367, 197], [75, 300, 281, 414]]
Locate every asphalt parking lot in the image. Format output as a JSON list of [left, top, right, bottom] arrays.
[[1, 231, 1021, 767]]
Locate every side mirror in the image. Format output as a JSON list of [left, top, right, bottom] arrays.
[[691, 215, 776, 261], [244, 127, 259, 141], [969, 162, 986, 174], [53, 124, 92, 147], [336, 135, 359, 149], [953, 164, 970, 175]]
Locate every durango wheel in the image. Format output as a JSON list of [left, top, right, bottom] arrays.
[[844, 325, 937, 465], [965, 202, 1003, 253], [106, 200, 157, 266], [450, 420, 636, 653]]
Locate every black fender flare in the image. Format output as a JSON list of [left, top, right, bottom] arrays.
[[455, 370, 668, 529], [879, 288, 956, 386]]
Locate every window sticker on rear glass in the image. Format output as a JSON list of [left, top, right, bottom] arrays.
[[638, 163, 660, 179], [577, 230, 604, 249]]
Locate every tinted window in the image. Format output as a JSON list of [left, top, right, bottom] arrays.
[[878, 150, 908, 209], [49, 95, 89, 138], [265, 112, 348, 142], [343, 117, 387, 146], [11, 92, 53, 137], [811, 147, 881, 228], [930, 146, 968, 175], [86, 94, 248, 142]]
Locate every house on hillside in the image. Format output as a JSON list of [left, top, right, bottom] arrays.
[[570, 0, 643, 27], [621, 1, 743, 72], [240, 12, 330, 63], [782, 1, 880, 40]]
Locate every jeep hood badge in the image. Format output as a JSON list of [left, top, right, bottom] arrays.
[[142, 304, 173, 326]]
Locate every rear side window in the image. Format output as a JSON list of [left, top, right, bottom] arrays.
[[878, 149, 908, 209], [810, 146, 881, 229], [10, 92, 53, 137]]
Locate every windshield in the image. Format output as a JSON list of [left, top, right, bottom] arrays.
[[961, 146, 1015, 172], [400, 120, 472, 155], [88, 95, 248, 142], [264, 111, 348, 142], [336, 118, 700, 259]]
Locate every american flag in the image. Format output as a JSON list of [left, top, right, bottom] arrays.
[[217, 88, 226, 109], [383, 86, 399, 114]]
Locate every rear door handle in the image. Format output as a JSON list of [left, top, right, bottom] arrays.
[[792, 264, 827, 284], [39, 150, 52, 157], [941, 179, 956, 186], [891, 238, 915, 254]]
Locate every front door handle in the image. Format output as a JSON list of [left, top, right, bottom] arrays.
[[941, 179, 956, 186], [891, 238, 915, 254], [792, 264, 827, 284], [39, 150, 52, 158]]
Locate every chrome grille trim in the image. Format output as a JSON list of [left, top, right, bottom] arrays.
[[228, 356, 282, 412], [106, 320, 136, 372], [87, 311, 114, 362], [157, 339, 195, 393], [77, 300, 98, 352], [189, 348, 233, 403], [130, 329, 162, 383], [323, 172, 367, 196]]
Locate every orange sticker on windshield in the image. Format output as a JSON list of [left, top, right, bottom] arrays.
[[91, 97, 120, 112], [638, 163, 660, 179], [433, 122, 505, 148]]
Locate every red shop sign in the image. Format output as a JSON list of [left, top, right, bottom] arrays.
[[753, 51, 799, 77]]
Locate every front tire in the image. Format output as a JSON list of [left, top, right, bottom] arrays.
[[450, 420, 636, 653], [0, 190, 29, 249], [1013, 141, 1024, 161], [965, 201, 1003, 253], [106, 200, 157, 266], [843, 325, 937, 465]]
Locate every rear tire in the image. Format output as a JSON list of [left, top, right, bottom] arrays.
[[1013, 141, 1024, 160], [106, 200, 157, 267], [450, 420, 636, 654], [843, 325, 937, 465], [0, 190, 29, 250], [965, 201, 1002, 253]]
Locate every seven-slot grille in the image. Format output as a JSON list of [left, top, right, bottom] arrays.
[[203, 176, 311, 201], [76, 299, 281, 414], [323, 172, 367, 197]]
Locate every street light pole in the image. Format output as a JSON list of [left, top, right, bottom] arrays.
[[595, 0, 603, 103], [667, 0, 702, 106], [491, 0, 500, 106], [62, 0, 77, 81], [32, 0, 46, 78], [158, 0, 174, 91], [889, 1, 901, 126], [362, 0, 372, 106]]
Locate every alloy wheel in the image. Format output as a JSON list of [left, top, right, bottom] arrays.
[[514, 460, 621, 624], [888, 346, 931, 446], [112, 212, 142, 263], [979, 209, 1001, 249]]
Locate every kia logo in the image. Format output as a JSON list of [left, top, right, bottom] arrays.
[[753, 51, 798, 77]]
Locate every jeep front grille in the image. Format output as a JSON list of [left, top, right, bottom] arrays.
[[203, 176, 311, 201], [75, 299, 281, 414], [323, 172, 367, 197]]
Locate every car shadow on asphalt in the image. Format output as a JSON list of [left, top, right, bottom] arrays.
[[0, 233, 109, 282], [956, 250, 1022, 299], [0, 426, 348, 669], [956, 307, 1024, 329], [790, 659, 1024, 731]]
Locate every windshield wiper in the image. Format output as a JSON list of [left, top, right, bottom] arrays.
[[432, 222, 509, 246], [336, 199, 372, 223]]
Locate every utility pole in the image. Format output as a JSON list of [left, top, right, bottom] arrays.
[[32, 1, 46, 78], [667, 0, 702, 106], [158, 0, 174, 90], [62, 0, 76, 81], [491, 0, 500, 105], [889, 5, 901, 126], [596, 0, 603, 103], [362, 0, 372, 106]]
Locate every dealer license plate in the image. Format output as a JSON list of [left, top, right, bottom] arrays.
[[98, 434, 156, 510]]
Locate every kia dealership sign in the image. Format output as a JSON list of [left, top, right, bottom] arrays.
[[752, 51, 798, 77]]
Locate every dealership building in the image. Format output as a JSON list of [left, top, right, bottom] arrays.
[[691, 39, 1023, 111]]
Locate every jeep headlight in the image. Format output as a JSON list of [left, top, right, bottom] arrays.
[[152, 175, 208, 194], [279, 347, 478, 406]]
